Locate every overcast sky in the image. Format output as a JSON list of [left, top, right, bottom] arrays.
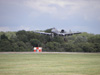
[[0, 0, 100, 34]]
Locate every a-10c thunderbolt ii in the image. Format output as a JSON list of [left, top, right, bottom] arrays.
[[34, 28, 82, 37]]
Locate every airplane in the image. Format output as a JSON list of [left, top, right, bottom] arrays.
[[34, 28, 82, 37]]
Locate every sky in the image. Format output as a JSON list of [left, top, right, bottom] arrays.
[[0, 0, 100, 34]]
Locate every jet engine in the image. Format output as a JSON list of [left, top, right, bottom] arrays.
[[60, 29, 66, 33]]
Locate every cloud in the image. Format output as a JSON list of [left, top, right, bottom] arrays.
[[18, 25, 31, 31], [0, 25, 31, 32], [0, 27, 10, 32], [24, 0, 100, 20], [0, 0, 100, 34], [1, 0, 100, 20]]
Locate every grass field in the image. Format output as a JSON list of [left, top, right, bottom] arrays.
[[0, 53, 100, 75]]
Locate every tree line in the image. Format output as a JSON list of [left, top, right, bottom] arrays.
[[0, 29, 100, 52]]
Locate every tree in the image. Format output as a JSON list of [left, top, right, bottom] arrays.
[[0, 29, 100, 52], [30, 39, 41, 47], [16, 30, 28, 42], [94, 43, 100, 52], [16, 41, 28, 51], [0, 40, 12, 51], [74, 36, 87, 43], [45, 42, 61, 52], [77, 43, 95, 52], [25, 42, 33, 51], [1, 34, 8, 40], [53, 36, 65, 43], [64, 43, 76, 52], [88, 35, 100, 43]]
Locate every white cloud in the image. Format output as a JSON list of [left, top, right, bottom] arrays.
[[18, 25, 31, 31], [24, 0, 100, 20], [1, 0, 100, 20], [0, 27, 10, 32]]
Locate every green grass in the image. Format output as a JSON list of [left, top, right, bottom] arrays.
[[0, 53, 100, 75]]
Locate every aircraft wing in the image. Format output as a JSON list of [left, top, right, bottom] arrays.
[[34, 31, 52, 35], [57, 32, 82, 36]]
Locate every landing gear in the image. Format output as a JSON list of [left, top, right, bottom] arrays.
[[64, 36, 68, 42]]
